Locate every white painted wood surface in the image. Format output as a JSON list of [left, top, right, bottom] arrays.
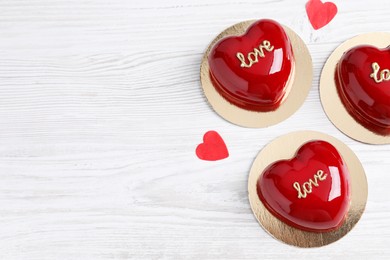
[[0, 0, 389, 259]]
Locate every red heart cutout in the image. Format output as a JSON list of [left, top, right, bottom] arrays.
[[196, 131, 229, 161], [257, 140, 350, 232], [336, 46, 390, 135], [208, 19, 294, 112], [306, 0, 338, 30]]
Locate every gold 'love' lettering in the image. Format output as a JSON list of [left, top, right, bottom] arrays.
[[370, 62, 390, 83], [236, 40, 274, 68], [293, 170, 327, 199]]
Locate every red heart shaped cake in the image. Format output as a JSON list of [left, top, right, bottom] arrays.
[[336, 45, 390, 135], [208, 19, 294, 112], [257, 140, 350, 232]]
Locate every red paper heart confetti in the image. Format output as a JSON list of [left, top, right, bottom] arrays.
[[306, 0, 338, 30], [196, 131, 229, 161]]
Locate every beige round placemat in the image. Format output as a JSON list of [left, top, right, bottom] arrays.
[[248, 131, 367, 247], [200, 20, 312, 128], [320, 32, 390, 144]]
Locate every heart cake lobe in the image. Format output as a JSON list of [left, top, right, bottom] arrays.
[[257, 140, 351, 232], [336, 45, 390, 135], [208, 19, 295, 112]]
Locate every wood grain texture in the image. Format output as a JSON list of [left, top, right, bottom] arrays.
[[0, 0, 389, 259]]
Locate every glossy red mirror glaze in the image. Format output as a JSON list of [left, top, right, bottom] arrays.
[[208, 19, 294, 112], [257, 140, 350, 232], [336, 45, 390, 135]]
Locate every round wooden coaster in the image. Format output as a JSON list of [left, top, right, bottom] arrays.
[[320, 32, 390, 144], [248, 131, 367, 247], [200, 20, 312, 128]]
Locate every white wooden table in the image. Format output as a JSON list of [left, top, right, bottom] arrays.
[[0, 0, 389, 259]]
